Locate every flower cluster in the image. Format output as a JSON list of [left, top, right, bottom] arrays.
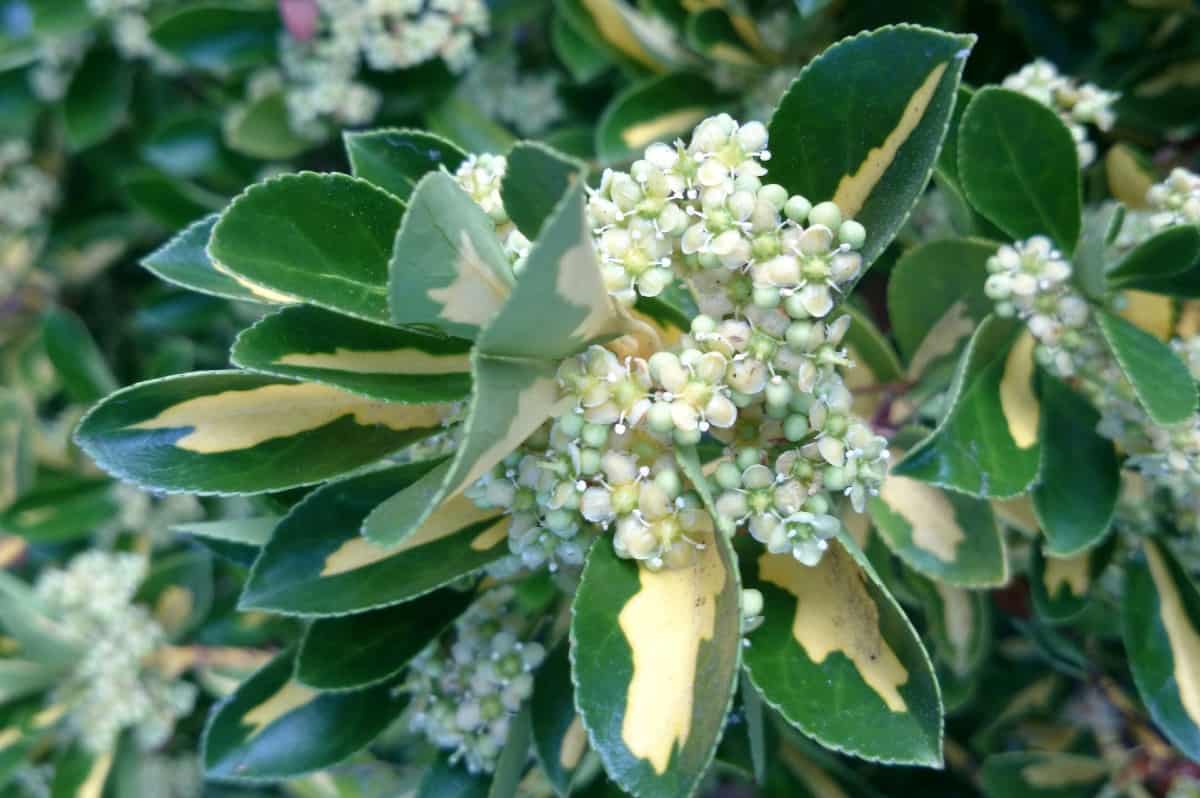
[[0, 140, 57, 293], [1147, 167, 1200, 231], [986, 211, 1200, 535], [985, 236, 1093, 377], [35, 552, 197, 753], [27, 0, 179, 103], [1002, 59, 1118, 167], [452, 154, 531, 272], [270, 0, 488, 136], [458, 114, 887, 572], [404, 586, 545, 773], [462, 54, 565, 138]]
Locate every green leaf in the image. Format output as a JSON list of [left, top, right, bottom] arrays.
[[140, 215, 270, 304], [51, 743, 114, 797], [75, 371, 451, 495], [489, 705, 533, 798], [40, 307, 117, 404], [27, 0, 92, 36], [142, 113, 224, 180], [739, 534, 943, 766], [869, 476, 1007, 587], [1031, 376, 1118, 557], [1096, 307, 1197, 425], [500, 141, 586, 240], [840, 304, 903, 385], [1073, 203, 1122, 300], [389, 171, 514, 340], [909, 578, 990, 711], [210, 173, 404, 323], [1107, 224, 1200, 294], [1030, 540, 1115, 624], [554, 0, 672, 74], [571, 530, 741, 797], [224, 90, 314, 160], [149, 3, 278, 73], [419, 755, 491, 798], [551, 12, 612, 84], [173, 516, 279, 547], [202, 648, 405, 781], [1122, 538, 1200, 762], [0, 477, 119, 543], [368, 184, 624, 546], [63, 45, 132, 151], [240, 462, 509, 615], [532, 645, 586, 797], [345, 128, 467, 202], [425, 95, 516, 156], [295, 589, 474, 691], [232, 305, 473, 403], [958, 87, 1081, 252], [0, 659, 61, 704], [0, 571, 83, 666], [981, 752, 1108, 798], [740, 673, 767, 786], [886, 237, 998, 367], [767, 25, 974, 272], [685, 9, 758, 66], [597, 73, 730, 165], [121, 168, 224, 229], [136, 547, 214, 640], [893, 316, 1042, 498]]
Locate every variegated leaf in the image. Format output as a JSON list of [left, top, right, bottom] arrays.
[[1030, 540, 1116, 624], [739, 533, 942, 767], [202, 648, 404, 781], [365, 184, 625, 545], [572, 530, 741, 798], [981, 752, 1108, 798], [893, 316, 1042, 499], [767, 25, 974, 274], [389, 171, 514, 340], [532, 644, 588, 797], [231, 305, 472, 403], [886, 238, 999, 370], [596, 72, 732, 165], [869, 466, 1007, 588], [1123, 538, 1200, 761], [75, 371, 452, 495], [209, 173, 404, 322], [240, 462, 509, 616], [140, 215, 270, 304]]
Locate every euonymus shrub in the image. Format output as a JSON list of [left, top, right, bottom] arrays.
[[20, 19, 1195, 798], [67, 23, 969, 793]]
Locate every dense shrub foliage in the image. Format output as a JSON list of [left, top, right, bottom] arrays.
[[3, 1, 1200, 796]]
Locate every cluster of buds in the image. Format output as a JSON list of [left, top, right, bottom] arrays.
[[270, 0, 488, 137], [985, 236, 1093, 376], [985, 234, 1200, 535], [458, 114, 887, 573], [35, 552, 197, 753], [466, 421, 595, 575], [1147, 167, 1200, 231], [462, 54, 565, 138], [1002, 59, 1118, 167], [0, 141, 57, 237], [404, 586, 545, 773], [453, 155, 531, 273]]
